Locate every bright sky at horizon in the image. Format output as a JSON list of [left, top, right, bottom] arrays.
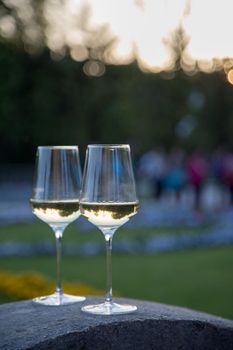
[[184, 0, 233, 59], [80, 0, 233, 75], [86, 0, 187, 71], [1, 0, 233, 75]]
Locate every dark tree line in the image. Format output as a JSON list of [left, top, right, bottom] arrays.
[[1, 42, 233, 163], [0, 0, 233, 162]]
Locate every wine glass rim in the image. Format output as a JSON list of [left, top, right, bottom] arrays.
[[88, 144, 130, 148], [38, 146, 79, 150]]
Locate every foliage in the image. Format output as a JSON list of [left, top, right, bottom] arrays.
[[1, 43, 233, 163], [0, 270, 103, 301]]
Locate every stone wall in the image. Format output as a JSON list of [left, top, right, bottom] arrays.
[[1, 297, 233, 349]]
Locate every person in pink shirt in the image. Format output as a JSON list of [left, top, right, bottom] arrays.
[[186, 150, 208, 210]]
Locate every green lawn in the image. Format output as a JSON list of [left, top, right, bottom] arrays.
[[0, 223, 232, 320], [0, 221, 211, 243]]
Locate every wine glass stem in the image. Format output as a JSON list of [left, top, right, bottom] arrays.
[[105, 235, 113, 303], [54, 228, 64, 295]]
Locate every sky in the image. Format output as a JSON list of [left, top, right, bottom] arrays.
[[60, 0, 233, 74], [1, 0, 233, 75]]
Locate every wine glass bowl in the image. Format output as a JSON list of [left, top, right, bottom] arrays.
[[80, 144, 139, 315], [30, 146, 85, 306]]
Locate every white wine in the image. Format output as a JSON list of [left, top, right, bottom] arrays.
[[80, 202, 139, 228], [30, 199, 80, 225]]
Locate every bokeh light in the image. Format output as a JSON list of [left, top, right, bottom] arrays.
[[1, 0, 233, 74], [227, 69, 233, 85], [83, 60, 106, 77]]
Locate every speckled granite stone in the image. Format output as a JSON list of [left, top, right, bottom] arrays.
[[0, 297, 233, 349]]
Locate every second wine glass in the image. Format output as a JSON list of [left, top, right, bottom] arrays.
[[80, 144, 139, 315], [30, 146, 85, 306]]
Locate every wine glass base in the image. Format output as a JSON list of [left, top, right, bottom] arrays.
[[82, 301, 137, 315], [33, 292, 86, 306]]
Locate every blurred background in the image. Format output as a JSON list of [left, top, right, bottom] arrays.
[[1, 0, 233, 319]]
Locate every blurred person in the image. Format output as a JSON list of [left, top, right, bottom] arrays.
[[186, 150, 208, 210], [211, 146, 226, 184], [137, 146, 167, 200], [221, 148, 233, 205], [163, 147, 187, 202], [210, 145, 229, 207]]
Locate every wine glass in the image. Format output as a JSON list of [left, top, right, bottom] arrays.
[[30, 146, 85, 306], [80, 144, 139, 315]]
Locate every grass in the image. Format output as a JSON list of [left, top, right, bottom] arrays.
[[0, 220, 211, 243], [0, 222, 232, 319]]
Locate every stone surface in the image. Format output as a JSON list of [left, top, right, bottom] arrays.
[[0, 297, 233, 349]]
